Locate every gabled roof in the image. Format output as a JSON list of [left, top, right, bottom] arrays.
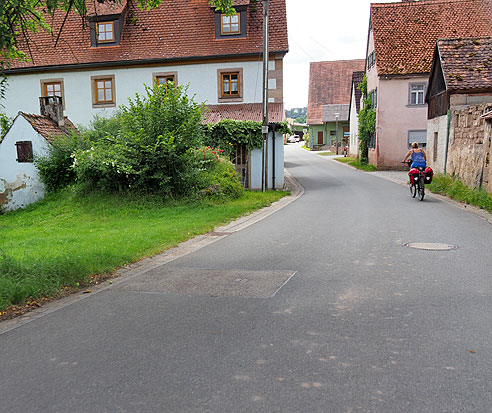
[[6, 0, 288, 73], [322, 104, 349, 123], [203, 103, 284, 124], [307, 59, 365, 125], [370, 0, 492, 76], [87, 0, 128, 17], [437, 37, 492, 93], [20, 113, 78, 143]]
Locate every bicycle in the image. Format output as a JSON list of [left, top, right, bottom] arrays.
[[404, 160, 433, 201]]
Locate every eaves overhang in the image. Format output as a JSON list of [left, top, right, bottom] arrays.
[[3, 50, 289, 75]]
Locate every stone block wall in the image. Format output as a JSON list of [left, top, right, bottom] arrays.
[[447, 103, 492, 191]]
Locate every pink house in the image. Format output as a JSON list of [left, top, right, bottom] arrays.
[[365, 0, 492, 169]]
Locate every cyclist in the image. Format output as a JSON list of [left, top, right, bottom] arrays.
[[403, 142, 427, 168]]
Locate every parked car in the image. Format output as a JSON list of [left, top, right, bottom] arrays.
[[287, 135, 300, 143]]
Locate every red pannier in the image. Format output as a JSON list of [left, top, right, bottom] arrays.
[[408, 168, 419, 184], [424, 167, 433, 184]]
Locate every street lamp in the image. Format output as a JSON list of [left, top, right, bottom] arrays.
[[335, 113, 339, 155]]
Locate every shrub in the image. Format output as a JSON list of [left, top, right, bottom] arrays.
[[197, 146, 243, 199], [35, 133, 89, 192], [73, 83, 206, 197]]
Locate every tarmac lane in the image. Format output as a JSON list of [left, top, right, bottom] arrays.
[[1, 144, 492, 412]]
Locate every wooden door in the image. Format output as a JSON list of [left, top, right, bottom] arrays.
[[317, 131, 323, 145], [231, 144, 249, 188]]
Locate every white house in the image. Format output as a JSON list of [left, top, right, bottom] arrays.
[[348, 71, 364, 158], [0, 97, 78, 211], [2, 0, 289, 190]]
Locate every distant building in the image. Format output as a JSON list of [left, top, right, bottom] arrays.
[[307, 60, 364, 152]]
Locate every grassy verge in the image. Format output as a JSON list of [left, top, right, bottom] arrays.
[[334, 157, 378, 171], [0, 190, 287, 313], [317, 151, 336, 156], [428, 174, 492, 213]]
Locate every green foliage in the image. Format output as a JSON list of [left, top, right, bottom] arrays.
[[35, 133, 89, 192], [73, 83, 206, 196], [429, 174, 492, 212], [302, 132, 310, 147], [205, 119, 263, 157], [335, 157, 377, 171], [0, 188, 286, 311], [197, 147, 243, 200], [276, 119, 292, 135], [357, 75, 376, 164], [0, 110, 12, 135]]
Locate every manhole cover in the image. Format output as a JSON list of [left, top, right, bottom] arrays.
[[404, 243, 457, 251]]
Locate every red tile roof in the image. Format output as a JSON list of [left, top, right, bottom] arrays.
[[370, 0, 492, 76], [203, 103, 284, 124], [6, 0, 287, 72], [87, 0, 128, 16], [438, 37, 492, 92], [307, 59, 365, 125], [20, 113, 79, 143]]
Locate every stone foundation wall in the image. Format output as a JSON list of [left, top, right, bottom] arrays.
[[447, 103, 492, 191]]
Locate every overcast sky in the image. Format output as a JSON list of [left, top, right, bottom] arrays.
[[283, 0, 396, 109]]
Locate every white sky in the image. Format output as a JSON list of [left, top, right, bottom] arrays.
[[283, 0, 396, 110]]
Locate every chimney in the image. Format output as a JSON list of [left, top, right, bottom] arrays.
[[39, 96, 65, 127]]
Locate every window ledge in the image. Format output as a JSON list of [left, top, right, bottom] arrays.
[[406, 104, 427, 108], [218, 97, 243, 103], [92, 102, 116, 108]]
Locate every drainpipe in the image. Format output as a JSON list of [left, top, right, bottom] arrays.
[[271, 123, 276, 190], [444, 109, 451, 175]]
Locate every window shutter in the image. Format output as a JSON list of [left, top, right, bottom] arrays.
[[15, 141, 33, 162]]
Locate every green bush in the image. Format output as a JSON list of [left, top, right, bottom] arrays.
[[35, 133, 89, 192], [73, 83, 206, 197], [429, 174, 492, 212], [197, 146, 243, 200]]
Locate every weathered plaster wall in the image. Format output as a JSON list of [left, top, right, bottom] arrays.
[[447, 104, 492, 191], [0, 116, 49, 211], [349, 88, 359, 158], [426, 113, 449, 173], [250, 131, 284, 190]]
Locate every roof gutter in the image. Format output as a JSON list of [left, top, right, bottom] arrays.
[[3, 50, 289, 75]]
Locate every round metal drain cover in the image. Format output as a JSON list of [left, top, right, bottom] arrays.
[[404, 242, 457, 251]]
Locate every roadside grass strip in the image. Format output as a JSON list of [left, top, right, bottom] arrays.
[[316, 151, 336, 156], [428, 174, 492, 213], [0, 190, 286, 312], [334, 157, 378, 171]]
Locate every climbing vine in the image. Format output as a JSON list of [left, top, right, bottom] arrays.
[[204, 119, 290, 157], [357, 74, 376, 164]]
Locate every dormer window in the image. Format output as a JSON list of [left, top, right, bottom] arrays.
[[214, 6, 247, 39], [221, 14, 240, 35], [88, 0, 127, 47], [97, 22, 115, 43]]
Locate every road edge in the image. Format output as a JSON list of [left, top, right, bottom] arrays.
[[0, 171, 305, 334]]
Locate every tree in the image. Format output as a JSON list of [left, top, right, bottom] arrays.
[[0, 0, 236, 99], [357, 74, 376, 164]]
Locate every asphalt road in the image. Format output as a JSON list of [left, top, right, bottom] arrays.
[[2, 143, 492, 412]]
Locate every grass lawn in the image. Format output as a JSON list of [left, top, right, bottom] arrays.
[[428, 174, 492, 213], [334, 157, 378, 171], [317, 151, 336, 156], [0, 190, 287, 313]]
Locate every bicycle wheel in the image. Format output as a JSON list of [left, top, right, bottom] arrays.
[[409, 181, 417, 198], [418, 175, 425, 201]]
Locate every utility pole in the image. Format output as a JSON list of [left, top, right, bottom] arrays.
[[335, 113, 339, 155], [261, 0, 269, 192]]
